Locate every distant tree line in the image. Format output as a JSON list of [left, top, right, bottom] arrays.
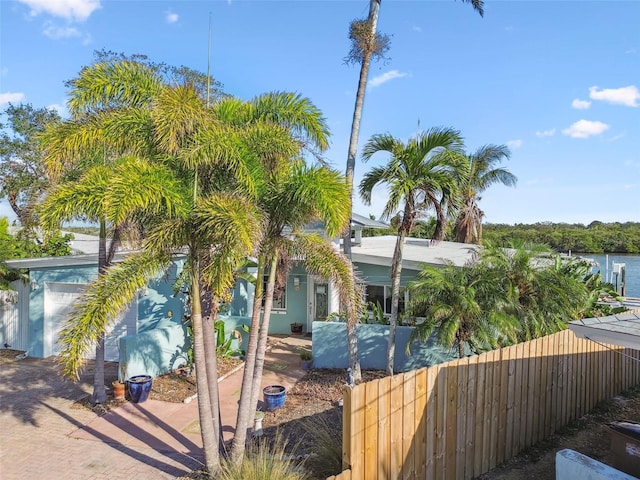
[[363, 219, 640, 254], [482, 222, 640, 254]]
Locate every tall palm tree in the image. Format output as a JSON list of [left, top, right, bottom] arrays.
[[42, 58, 349, 473], [359, 127, 464, 375], [342, 0, 484, 253], [39, 159, 186, 404], [231, 162, 361, 464], [407, 260, 517, 357], [453, 144, 517, 244]]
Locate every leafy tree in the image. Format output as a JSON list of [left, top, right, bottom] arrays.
[[0, 103, 61, 228], [483, 222, 640, 254], [359, 127, 464, 374], [453, 144, 517, 244]]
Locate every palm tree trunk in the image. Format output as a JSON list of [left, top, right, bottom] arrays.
[[346, 304, 362, 382], [201, 292, 223, 454], [247, 253, 279, 429], [343, 0, 381, 257], [91, 218, 108, 404], [388, 203, 414, 375], [388, 224, 409, 376], [432, 200, 447, 241], [191, 261, 220, 475], [230, 254, 266, 464]]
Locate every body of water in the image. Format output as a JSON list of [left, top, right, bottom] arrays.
[[581, 253, 640, 298]]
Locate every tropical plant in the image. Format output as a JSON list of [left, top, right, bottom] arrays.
[[359, 127, 465, 374], [452, 144, 517, 244], [341, 0, 484, 252], [41, 56, 358, 474], [38, 58, 270, 476], [408, 259, 518, 357], [231, 162, 361, 463], [478, 241, 589, 341]]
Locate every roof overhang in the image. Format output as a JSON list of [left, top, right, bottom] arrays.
[[568, 313, 640, 350]]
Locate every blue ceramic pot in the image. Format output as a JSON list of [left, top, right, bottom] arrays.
[[128, 375, 153, 403], [263, 385, 286, 411]]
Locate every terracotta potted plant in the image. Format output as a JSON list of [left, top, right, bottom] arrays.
[[112, 364, 127, 400], [112, 379, 126, 400]]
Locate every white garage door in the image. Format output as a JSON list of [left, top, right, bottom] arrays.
[[44, 282, 137, 361]]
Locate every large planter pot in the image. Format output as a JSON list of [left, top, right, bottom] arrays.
[[263, 385, 286, 411], [128, 375, 153, 403]]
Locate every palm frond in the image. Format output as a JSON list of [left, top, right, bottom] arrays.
[[67, 60, 163, 116], [58, 250, 172, 379]]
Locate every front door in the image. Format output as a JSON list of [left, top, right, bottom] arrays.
[[307, 279, 328, 332]]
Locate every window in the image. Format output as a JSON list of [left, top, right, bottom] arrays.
[[262, 276, 286, 310], [365, 284, 406, 315]]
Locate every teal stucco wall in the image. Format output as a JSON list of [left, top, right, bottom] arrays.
[[352, 262, 419, 286], [28, 265, 97, 358], [311, 321, 456, 372]]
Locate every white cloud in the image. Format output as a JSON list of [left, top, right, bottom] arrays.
[[0, 92, 25, 105], [166, 11, 179, 24], [0, 67, 7, 77], [43, 21, 81, 39], [412, 25, 422, 33], [369, 70, 408, 89], [571, 98, 591, 110], [47, 103, 67, 116], [536, 129, 556, 138], [589, 85, 640, 107], [562, 119, 610, 139], [506, 139, 522, 149], [18, 0, 101, 22]]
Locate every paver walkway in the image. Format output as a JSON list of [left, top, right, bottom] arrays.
[[0, 336, 310, 480]]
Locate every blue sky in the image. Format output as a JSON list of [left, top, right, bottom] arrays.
[[1, 0, 639, 226]]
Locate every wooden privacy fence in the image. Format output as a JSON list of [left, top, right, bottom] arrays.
[[333, 329, 640, 480]]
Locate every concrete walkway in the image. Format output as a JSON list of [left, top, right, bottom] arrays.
[[0, 335, 311, 480]]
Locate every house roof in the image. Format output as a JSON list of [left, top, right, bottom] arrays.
[[351, 213, 389, 229], [568, 312, 640, 350], [350, 235, 479, 271], [4, 252, 132, 270]]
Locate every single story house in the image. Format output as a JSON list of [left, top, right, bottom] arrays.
[[223, 234, 479, 334], [1, 253, 186, 361], [1, 222, 479, 376]]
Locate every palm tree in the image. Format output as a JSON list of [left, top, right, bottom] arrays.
[[231, 162, 361, 464], [479, 241, 587, 341], [407, 260, 517, 357], [359, 127, 464, 375], [42, 58, 350, 474], [39, 159, 185, 404], [342, 0, 484, 253], [453, 145, 517, 244]]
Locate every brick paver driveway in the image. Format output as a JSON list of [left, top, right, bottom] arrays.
[[0, 356, 201, 480]]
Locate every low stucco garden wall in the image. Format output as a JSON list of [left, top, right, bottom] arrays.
[[118, 316, 251, 380], [311, 321, 457, 372]]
